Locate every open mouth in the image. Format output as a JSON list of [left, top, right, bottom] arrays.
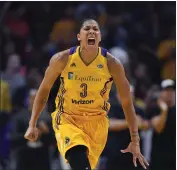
[[88, 38, 95, 45]]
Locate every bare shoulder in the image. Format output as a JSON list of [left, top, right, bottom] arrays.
[[41, 49, 70, 88], [49, 49, 70, 72], [107, 52, 124, 76], [50, 49, 70, 66]]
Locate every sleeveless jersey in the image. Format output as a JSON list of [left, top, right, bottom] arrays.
[[55, 46, 113, 116]]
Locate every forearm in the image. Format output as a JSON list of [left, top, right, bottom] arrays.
[[141, 120, 150, 130], [151, 109, 168, 133], [109, 118, 128, 131], [122, 100, 139, 142], [107, 54, 140, 142], [158, 110, 168, 131], [29, 87, 50, 127]]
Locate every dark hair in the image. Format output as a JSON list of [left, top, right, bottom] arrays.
[[77, 18, 100, 32]]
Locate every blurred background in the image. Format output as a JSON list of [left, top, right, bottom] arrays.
[[0, 1, 176, 170]]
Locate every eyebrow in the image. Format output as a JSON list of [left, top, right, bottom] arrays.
[[83, 25, 99, 28]]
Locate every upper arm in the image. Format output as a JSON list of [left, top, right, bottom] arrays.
[[151, 115, 164, 133], [41, 49, 70, 90], [107, 53, 131, 104]]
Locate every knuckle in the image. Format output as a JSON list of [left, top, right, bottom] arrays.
[[135, 153, 139, 156]]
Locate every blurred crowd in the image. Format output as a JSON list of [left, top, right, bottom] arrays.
[[0, 1, 176, 170]]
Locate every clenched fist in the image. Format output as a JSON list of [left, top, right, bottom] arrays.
[[24, 126, 39, 142]]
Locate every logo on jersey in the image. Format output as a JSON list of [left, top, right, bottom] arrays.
[[68, 72, 74, 80], [68, 73, 102, 82], [70, 63, 76, 67], [65, 136, 70, 145], [75, 75, 102, 82], [97, 64, 103, 68], [72, 99, 94, 104]]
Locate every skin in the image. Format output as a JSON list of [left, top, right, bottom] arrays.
[[28, 89, 50, 136], [24, 19, 149, 169], [109, 88, 149, 131], [107, 53, 148, 168], [77, 19, 101, 65], [151, 88, 175, 133], [160, 88, 175, 107]]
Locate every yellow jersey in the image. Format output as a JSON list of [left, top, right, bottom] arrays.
[[0, 80, 12, 112], [55, 46, 113, 116]]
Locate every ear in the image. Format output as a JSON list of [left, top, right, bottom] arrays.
[[77, 33, 81, 41]]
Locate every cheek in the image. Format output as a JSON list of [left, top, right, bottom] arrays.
[[171, 93, 176, 99], [165, 92, 175, 100], [96, 33, 101, 41], [161, 93, 166, 99], [79, 31, 86, 39], [81, 34, 88, 40]]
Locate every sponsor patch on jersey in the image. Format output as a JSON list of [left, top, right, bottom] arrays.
[[72, 99, 94, 104], [68, 72, 74, 80], [97, 64, 103, 68], [75, 75, 102, 82]]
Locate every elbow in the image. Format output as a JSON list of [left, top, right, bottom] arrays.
[[38, 82, 52, 94], [153, 123, 165, 134], [155, 126, 164, 134], [121, 98, 132, 108], [41, 86, 51, 93], [151, 117, 165, 134]]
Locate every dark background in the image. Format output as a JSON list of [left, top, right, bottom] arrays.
[[0, 1, 176, 170]]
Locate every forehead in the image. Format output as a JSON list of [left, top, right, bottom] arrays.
[[82, 20, 99, 28]]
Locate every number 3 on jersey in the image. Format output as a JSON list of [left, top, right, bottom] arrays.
[[80, 83, 87, 98]]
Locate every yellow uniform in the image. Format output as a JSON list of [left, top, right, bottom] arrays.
[[0, 80, 12, 112], [51, 46, 113, 169]]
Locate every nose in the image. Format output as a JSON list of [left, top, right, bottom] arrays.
[[88, 29, 95, 34]]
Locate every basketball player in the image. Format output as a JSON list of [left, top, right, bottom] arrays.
[[24, 19, 149, 170]]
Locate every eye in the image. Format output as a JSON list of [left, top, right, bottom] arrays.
[[94, 28, 99, 31], [84, 27, 90, 31]]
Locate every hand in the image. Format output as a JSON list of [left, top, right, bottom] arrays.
[[158, 99, 168, 111], [121, 142, 149, 169], [24, 126, 39, 142]]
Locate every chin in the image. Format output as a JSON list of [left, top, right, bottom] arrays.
[[87, 45, 98, 50]]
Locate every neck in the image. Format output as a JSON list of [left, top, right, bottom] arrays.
[[79, 46, 99, 65]]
